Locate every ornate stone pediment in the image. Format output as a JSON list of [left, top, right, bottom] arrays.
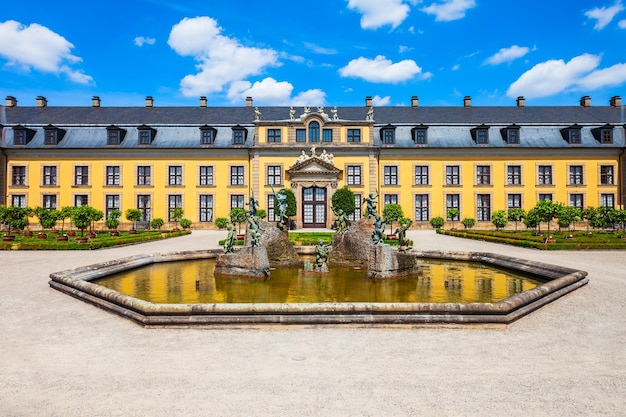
[[286, 150, 342, 191], [287, 156, 341, 176]]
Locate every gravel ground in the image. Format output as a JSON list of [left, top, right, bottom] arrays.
[[0, 230, 624, 416]]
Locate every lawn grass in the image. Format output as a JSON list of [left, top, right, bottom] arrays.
[[0, 229, 191, 250], [439, 228, 626, 250]]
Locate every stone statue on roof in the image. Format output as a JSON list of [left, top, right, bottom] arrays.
[[331, 107, 338, 120], [254, 107, 262, 121], [289, 107, 296, 120]]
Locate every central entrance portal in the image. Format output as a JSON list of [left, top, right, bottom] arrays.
[[302, 187, 326, 228]]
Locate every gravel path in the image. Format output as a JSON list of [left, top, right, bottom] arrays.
[[0, 230, 624, 416]]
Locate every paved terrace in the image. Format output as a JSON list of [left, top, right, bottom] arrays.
[[0, 230, 624, 416]]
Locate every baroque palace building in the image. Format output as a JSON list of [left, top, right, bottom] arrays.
[[0, 94, 624, 229]]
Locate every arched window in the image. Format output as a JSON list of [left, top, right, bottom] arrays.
[[308, 121, 320, 142]]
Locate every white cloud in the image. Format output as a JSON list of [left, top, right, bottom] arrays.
[[227, 77, 327, 106], [619, 18, 626, 28], [421, 0, 476, 22], [347, 0, 411, 29], [371, 95, 391, 106], [303, 42, 337, 55], [168, 16, 279, 96], [507, 54, 626, 98], [484, 45, 530, 65], [134, 36, 156, 47], [584, 1, 625, 30], [451, 64, 460, 71], [339, 55, 431, 83], [0, 20, 93, 84]]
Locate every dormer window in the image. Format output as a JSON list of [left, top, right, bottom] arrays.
[[560, 124, 582, 144], [411, 125, 428, 144], [106, 125, 126, 145], [501, 124, 520, 144], [200, 125, 217, 145], [232, 126, 247, 144], [308, 121, 320, 142], [13, 125, 35, 145], [43, 124, 65, 145], [592, 124, 614, 144], [471, 125, 489, 144], [137, 124, 156, 145], [380, 124, 396, 144]]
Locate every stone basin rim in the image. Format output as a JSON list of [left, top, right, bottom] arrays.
[[48, 249, 588, 327]]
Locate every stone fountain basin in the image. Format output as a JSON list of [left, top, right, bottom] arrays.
[[48, 249, 588, 327]]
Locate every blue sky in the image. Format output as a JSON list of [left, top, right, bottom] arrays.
[[1, 0, 625, 107]]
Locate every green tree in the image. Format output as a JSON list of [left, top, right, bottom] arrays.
[[229, 208, 247, 234], [331, 186, 356, 217], [383, 203, 404, 235], [507, 208, 526, 232], [169, 207, 184, 229], [72, 205, 95, 236], [125, 208, 143, 231], [491, 210, 508, 230], [581, 206, 598, 231], [446, 208, 460, 230], [179, 218, 192, 229], [34, 206, 59, 230], [105, 210, 121, 231], [461, 218, 476, 229], [150, 218, 165, 230], [1, 206, 31, 232], [57, 206, 73, 233], [524, 208, 541, 233], [556, 206, 581, 232], [214, 217, 229, 229], [430, 216, 445, 229], [595, 206, 615, 229], [534, 199, 559, 236]]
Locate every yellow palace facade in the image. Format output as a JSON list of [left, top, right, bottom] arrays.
[[1, 94, 624, 229]]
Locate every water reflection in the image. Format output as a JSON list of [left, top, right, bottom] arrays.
[[95, 258, 543, 304]]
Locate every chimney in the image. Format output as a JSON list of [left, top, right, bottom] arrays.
[[463, 96, 471, 107], [36, 96, 48, 107], [199, 96, 207, 107], [5, 96, 17, 107], [516, 96, 525, 107], [365, 96, 373, 107], [92, 96, 101, 107], [580, 95, 591, 107], [246, 96, 253, 107], [610, 96, 622, 107], [145, 96, 153, 107], [411, 96, 419, 108]]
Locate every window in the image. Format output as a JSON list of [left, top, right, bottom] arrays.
[[446, 165, 460, 185], [507, 165, 521, 185], [199, 195, 213, 222], [308, 121, 320, 142], [137, 195, 151, 222], [168, 195, 182, 221], [538, 165, 552, 185], [347, 129, 361, 143], [476, 165, 491, 185], [230, 166, 245, 186], [415, 194, 429, 221], [472, 126, 489, 144], [267, 166, 282, 185], [477, 194, 491, 221], [43, 194, 57, 209], [538, 193, 552, 202], [74, 166, 89, 186], [267, 129, 281, 143], [43, 166, 57, 186], [106, 195, 120, 218], [11, 195, 26, 208], [601, 129, 613, 144], [600, 166, 614, 185], [381, 127, 395, 144], [446, 194, 460, 219], [44, 129, 58, 145], [138, 125, 155, 145], [508, 194, 522, 209], [347, 194, 362, 221], [106, 166, 120, 186], [412, 127, 427, 144], [347, 165, 361, 186], [323, 129, 333, 142], [137, 166, 151, 186], [383, 166, 398, 185], [230, 194, 244, 210], [168, 166, 183, 186], [296, 129, 306, 142], [200, 126, 216, 145], [199, 166, 214, 186], [569, 128, 581, 144], [11, 166, 26, 186], [569, 165, 583, 185], [232, 128, 246, 144], [506, 128, 519, 144], [267, 194, 278, 222], [107, 130, 120, 145], [601, 194, 615, 208], [74, 195, 88, 207], [415, 166, 429, 185], [569, 194, 584, 209], [14, 129, 26, 145], [384, 194, 398, 205]]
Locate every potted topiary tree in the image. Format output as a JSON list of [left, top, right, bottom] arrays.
[[461, 217, 476, 229], [125, 208, 142, 234], [383, 203, 404, 239], [446, 208, 460, 230], [105, 210, 121, 236], [169, 207, 184, 231], [2, 206, 31, 240], [179, 218, 192, 230], [150, 218, 164, 230], [507, 208, 525, 232], [34, 207, 58, 239], [229, 208, 247, 239], [215, 217, 229, 230], [430, 216, 445, 229], [491, 210, 508, 231], [71, 205, 93, 240]]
